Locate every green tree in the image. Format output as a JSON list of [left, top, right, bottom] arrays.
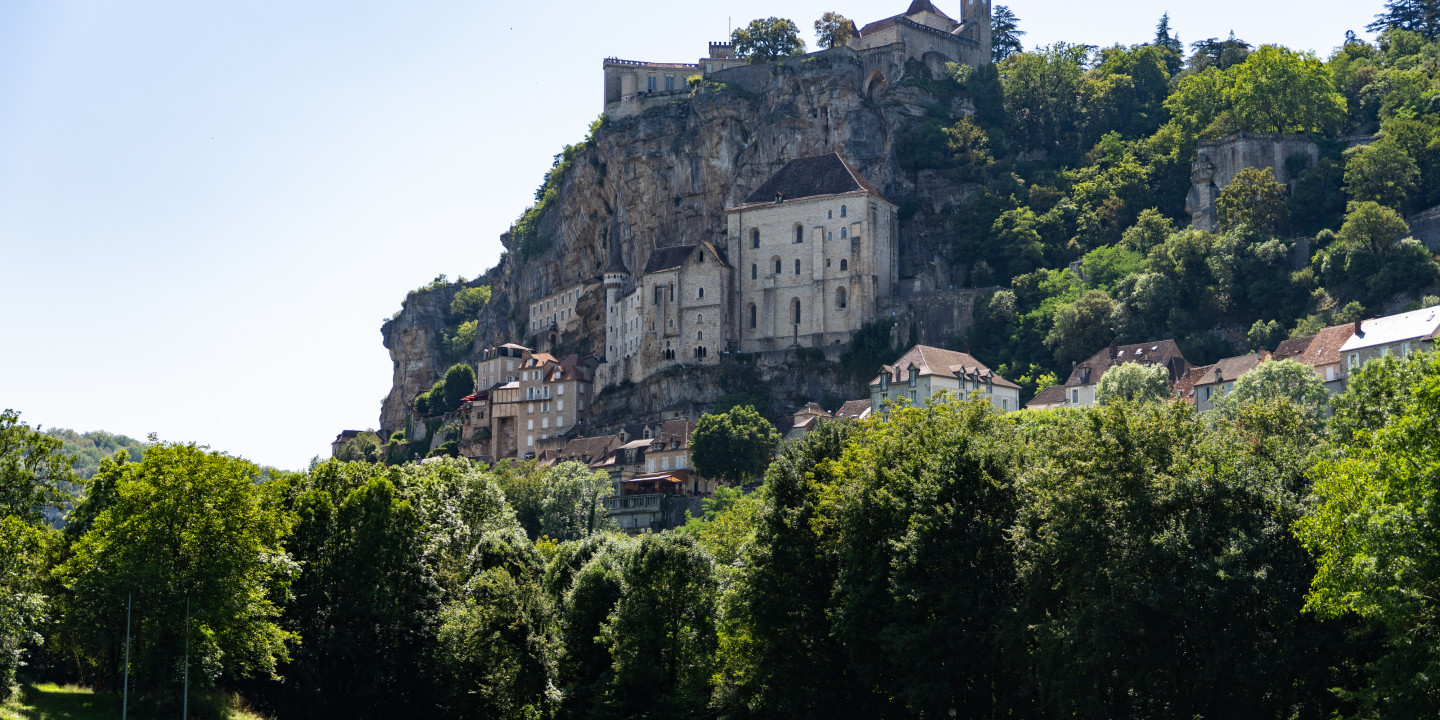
[[691, 405, 781, 486], [336, 430, 383, 463], [1216, 167, 1290, 233], [991, 6, 1024, 62], [1368, 0, 1440, 40], [943, 117, 995, 181], [1188, 32, 1253, 72], [442, 363, 477, 412], [1153, 12, 1183, 54], [1044, 289, 1117, 365], [434, 529, 556, 720], [555, 541, 627, 718], [602, 533, 717, 718], [449, 285, 491, 320], [1120, 208, 1176, 254], [0, 409, 75, 523], [1246, 318, 1286, 351], [1344, 138, 1420, 210], [0, 516, 53, 700], [538, 462, 617, 542], [1095, 361, 1170, 404], [731, 17, 805, 63], [1226, 45, 1346, 134], [1297, 352, 1440, 716], [1016, 400, 1342, 718], [722, 421, 856, 719], [56, 441, 296, 706], [1339, 200, 1411, 254], [1001, 43, 1089, 154], [812, 12, 856, 50], [1212, 358, 1329, 422]]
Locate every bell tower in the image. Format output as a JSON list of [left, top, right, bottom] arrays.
[[961, 0, 992, 62]]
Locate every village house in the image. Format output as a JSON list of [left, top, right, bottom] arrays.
[[1173, 352, 1270, 411], [476, 343, 529, 392], [1339, 304, 1440, 372], [779, 402, 832, 441], [1027, 340, 1191, 410], [518, 353, 597, 454], [834, 399, 873, 420], [871, 345, 1021, 413], [1273, 322, 1358, 393]]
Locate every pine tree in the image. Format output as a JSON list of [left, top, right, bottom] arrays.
[[991, 5, 1025, 62], [1368, 0, 1440, 41], [1154, 13, 1183, 54]]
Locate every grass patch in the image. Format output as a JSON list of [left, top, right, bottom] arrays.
[[1, 683, 266, 720]]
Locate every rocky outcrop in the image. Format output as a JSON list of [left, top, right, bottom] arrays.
[[379, 48, 987, 436]]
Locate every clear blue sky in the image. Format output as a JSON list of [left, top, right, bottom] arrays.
[[0, 0, 1384, 470]]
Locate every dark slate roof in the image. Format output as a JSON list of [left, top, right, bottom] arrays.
[[739, 153, 884, 206], [1273, 335, 1314, 361], [859, 0, 958, 37], [652, 420, 694, 450], [604, 253, 630, 274], [1065, 340, 1190, 387], [643, 245, 697, 274]]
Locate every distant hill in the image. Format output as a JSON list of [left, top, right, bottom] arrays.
[[44, 428, 148, 479]]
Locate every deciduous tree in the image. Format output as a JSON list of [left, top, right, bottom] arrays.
[[732, 18, 805, 63], [691, 405, 780, 486], [813, 12, 856, 50]]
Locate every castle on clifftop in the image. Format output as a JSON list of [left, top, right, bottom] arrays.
[[603, 0, 992, 117]]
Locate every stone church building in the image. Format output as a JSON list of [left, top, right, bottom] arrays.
[[597, 153, 897, 389]]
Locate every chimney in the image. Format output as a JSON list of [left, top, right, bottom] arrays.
[[1108, 341, 1119, 358], [1353, 318, 1363, 335]]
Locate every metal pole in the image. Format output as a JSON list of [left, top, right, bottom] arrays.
[[182, 596, 189, 720], [122, 593, 131, 720]]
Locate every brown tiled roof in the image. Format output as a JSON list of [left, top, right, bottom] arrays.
[[834, 399, 872, 419], [1194, 353, 1267, 387], [795, 402, 830, 418], [738, 153, 884, 206], [1065, 340, 1190, 387], [871, 345, 1021, 390], [652, 419, 694, 450], [1025, 384, 1069, 409], [1303, 323, 1358, 370], [1172, 365, 1213, 403], [1272, 335, 1314, 361], [559, 434, 619, 465]]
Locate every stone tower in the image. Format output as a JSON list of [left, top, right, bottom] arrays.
[[602, 256, 630, 364], [960, 0, 992, 61]]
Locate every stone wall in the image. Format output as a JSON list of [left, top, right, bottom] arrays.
[[1186, 133, 1319, 232], [1409, 204, 1440, 251]]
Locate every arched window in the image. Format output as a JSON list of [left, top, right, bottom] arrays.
[[750, 263, 757, 280], [841, 227, 848, 239], [791, 298, 802, 324], [837, 286, 848, 309], [747, 303, 757, 329], [828, 209, 833, 219], [697, 287, 704, 299], [773, 257, 782, 274], [696, 314, 702, 323], [794, 259, 801, 275], [698, 330, 703, 340], [795, 225, 804, 244], [752, 229, 760, 248], [841, 205, 848, 217], [840, 258, 848, 271]]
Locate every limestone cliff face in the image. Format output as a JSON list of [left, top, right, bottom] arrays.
[[379, 48, 983, 435]]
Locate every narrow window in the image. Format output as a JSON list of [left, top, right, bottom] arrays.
[[841, 227, 848, 239], [841, 205, 847, 217], [751, 263, 757, 280], [840, 259, 848, 271], [774, 258, 782, 274], [748, 303, 757, 328], [837, 286, 848, 309], [792, 298, 801, 324], [794, 259, 801, 275], [795, 225, 804, 244], [752, 229, 760, 248], [698, 287, 704, 299]]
